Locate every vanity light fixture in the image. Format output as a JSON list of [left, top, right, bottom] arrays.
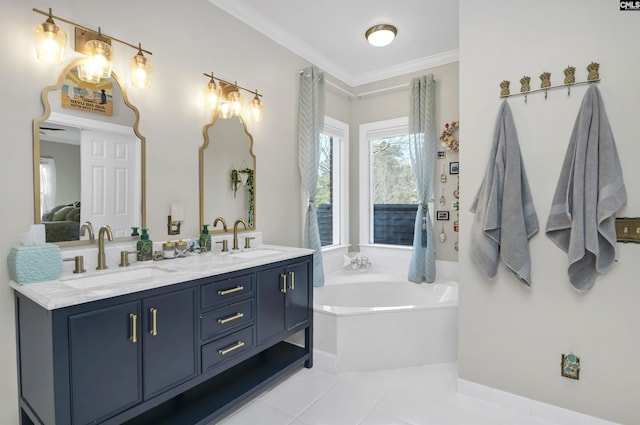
[[33, 8, 67, 64], [130, 43, 153, 89], [248, 91, 264, 123], [202, 72, 264, 122], [365, 24, 397, 47], [32, 8, 153, 88]]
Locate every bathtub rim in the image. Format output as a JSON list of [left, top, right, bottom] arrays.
[[313, 279, 459, 317]]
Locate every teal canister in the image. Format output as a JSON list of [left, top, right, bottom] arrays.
[[199, 224, 211, 253], [137, 228, 153, 261]]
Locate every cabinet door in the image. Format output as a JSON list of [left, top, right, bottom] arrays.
[[69, 301, 142, 425], [286, 261, 310, 331], [142, 287, 197, 399], [256, 266, 286, 343]]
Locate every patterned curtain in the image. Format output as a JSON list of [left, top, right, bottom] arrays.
[[298, 66, 325, 286], [408, 75, 436, 283]]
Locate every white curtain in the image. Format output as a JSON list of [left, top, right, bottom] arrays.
[[40, 157, 56, 217], [408, 75, 436, 283], [298, 66, 325, 286]]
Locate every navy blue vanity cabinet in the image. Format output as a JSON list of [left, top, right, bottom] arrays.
[[16, 254, 313, 425], [257, 259, 312, 349], [70, 287, 197, 424], [69, 301, 143, 425], [141, 288, 197, 399]]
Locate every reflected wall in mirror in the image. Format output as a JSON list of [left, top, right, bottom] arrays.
[[200, 115, 256, 232], [34, 59, 146, 244]]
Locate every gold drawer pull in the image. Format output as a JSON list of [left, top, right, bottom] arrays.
[[218, 341, 245, 356], [130, 314, 137, 343], [217, 312, 244, 325], [150, 308, 158, 336], [218, 285, 244, 296], [280, 274, 287, 293], [289, 271, 295, 290]]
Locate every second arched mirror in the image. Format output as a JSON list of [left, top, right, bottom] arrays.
[[200, 115, 256, 232]]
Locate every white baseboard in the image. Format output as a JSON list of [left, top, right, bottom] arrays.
[[457, 379, 621, 425]]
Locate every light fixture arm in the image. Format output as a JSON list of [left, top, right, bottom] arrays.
[[32, 7, 152, 56], [202, 72, 262, 98]]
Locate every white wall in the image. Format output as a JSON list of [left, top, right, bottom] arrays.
[[459, 1, 640, 424], [0, 1, 310, 423]]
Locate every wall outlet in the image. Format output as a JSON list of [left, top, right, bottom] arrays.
[[561, 353, 580, 379]]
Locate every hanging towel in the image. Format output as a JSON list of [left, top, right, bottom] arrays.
[[545, 86, 626, 291], [470, 101, 539, 285]]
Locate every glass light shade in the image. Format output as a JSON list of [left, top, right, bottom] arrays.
[[249, 95, 264, 122], [365, 24, 397, 47], [218, 99, 232, 119], [34, 20, 67, 64], [204, 80, 222, 110], [228, 89, 244, 117], [85, 39, 113, 79], [77, 60, 101, 83], [130, 52, 153, 89]]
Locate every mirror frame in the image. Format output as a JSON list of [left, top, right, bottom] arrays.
[[199, 114, 256, 233], [33, 59, 146, 245]]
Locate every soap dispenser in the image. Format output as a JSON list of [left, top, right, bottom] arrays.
[[199, 224, 211, 253], [137, 228, 153, 261]]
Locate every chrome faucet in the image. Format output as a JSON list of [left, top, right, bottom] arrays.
[[232, 219, 248, 250], [213, 217, 228, 232], [97, 225, 114, 270], [79, 221, 95, 241]]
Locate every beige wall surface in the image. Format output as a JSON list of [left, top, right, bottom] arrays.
[[459, 1, 640, 424]]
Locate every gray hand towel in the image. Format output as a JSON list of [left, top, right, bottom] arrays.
[[545, 85, 626, 291], [470, 101, 539, 285]]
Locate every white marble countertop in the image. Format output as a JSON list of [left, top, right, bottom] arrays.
[[10, 245, 313, 310]]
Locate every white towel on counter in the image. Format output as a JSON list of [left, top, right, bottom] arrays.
[[545, 85, 626, 291], [470, 101, 539, 285]]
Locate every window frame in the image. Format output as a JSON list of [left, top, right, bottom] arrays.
[[318, 116, 349, 250], [359, 117, 413, 248]]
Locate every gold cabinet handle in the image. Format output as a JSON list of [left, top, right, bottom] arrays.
[[150, 308, 158, 336], [218, 341, 245, 356], [289, 271, 295, 290], [130, 313, 137, 343], [217, 312, 244, 325], [280, 274, 287, 293], [218, 285, 244, 296]]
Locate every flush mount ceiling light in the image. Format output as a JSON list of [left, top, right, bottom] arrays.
[[365, 24, 397, 47]]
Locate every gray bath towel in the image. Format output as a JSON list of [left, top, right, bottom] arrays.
[[470, 101, 539, 285], [545, 86, 626, 291]]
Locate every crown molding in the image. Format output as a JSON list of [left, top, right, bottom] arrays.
[[209, 0, 459, 87]]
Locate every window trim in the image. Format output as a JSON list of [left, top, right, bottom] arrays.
[[319, 116, 349, 249], [358, 117, 409, 246]]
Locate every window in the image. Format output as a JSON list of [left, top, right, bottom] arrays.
[[40, 157, 56, 217], [360, 117, 419, 247], [317, 117, 349, 248]]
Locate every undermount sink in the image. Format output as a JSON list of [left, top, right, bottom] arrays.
[[231, 249, 282, 259], [61, 266, 177, 289]]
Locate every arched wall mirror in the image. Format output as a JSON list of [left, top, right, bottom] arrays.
[[200, 115, 256, 233], [34, 59, 146, 244]]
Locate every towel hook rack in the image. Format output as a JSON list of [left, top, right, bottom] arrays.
[[499, 62, 600, 102]]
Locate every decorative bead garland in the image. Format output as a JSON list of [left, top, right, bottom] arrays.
[[440, 120, 459, 152]]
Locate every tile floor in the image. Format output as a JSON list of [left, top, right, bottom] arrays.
[[213, 363, 566, 425]]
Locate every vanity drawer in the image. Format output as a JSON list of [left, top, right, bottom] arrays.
[[201, 299, 254, 340], [201, 274, 254, 310], [201, 326, 255, 372]]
